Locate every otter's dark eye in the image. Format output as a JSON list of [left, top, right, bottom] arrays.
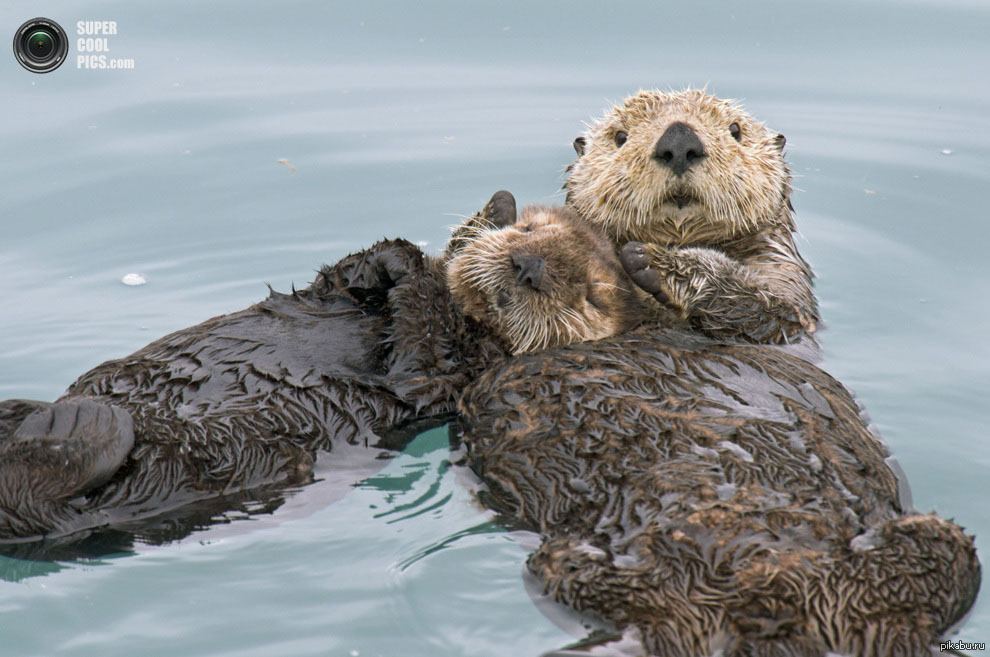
[[729, 123, 742, 142], [586, 288, 603, 310], [614, 131, 628, 147]]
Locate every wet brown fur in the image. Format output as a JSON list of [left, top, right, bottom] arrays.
[[566, 89, 818, 344], [451, 214, 979, 656], [459, 329, 979, 657]]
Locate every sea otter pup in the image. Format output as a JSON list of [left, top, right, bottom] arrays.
[[0, 239, 509, 544], [450, 199, 980, 656], [565, 89, 817, 345], [447, 203, 646, 354]]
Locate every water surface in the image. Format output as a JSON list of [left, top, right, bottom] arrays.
[[1, 0, 988, 654]]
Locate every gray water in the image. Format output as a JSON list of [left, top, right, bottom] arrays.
[[1, 0, 988, 654]]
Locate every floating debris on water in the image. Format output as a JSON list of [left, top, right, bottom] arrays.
[[277, 158, 297, 174], [941, 149, 953, 155], [122, 273, 147, 286]]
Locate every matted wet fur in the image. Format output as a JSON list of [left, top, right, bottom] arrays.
[[458, 330, 979, 657], [0, 240, 507, 544], [565, 89, 818, 345], [450, 198, 979, 656]]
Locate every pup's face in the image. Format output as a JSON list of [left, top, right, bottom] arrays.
[[447, 205, 644, 354], [566, 89, 790, 246]]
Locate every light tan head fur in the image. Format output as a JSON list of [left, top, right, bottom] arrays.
[[566, 89, 792, 246], [447, 205, 644, 354]]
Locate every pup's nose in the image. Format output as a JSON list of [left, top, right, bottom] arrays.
[[511, 254, 545, 290], [654, 122, 706, 176]]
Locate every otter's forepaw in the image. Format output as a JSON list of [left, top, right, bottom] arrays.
[[620, 241, 671, 305], [328, 239, 424, 300], [368, 241, 423, 285]]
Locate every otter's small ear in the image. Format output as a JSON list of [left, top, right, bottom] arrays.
[[573, 136, 587, 156], [775, 133, 786, 150], [483, 190, 517, 228]]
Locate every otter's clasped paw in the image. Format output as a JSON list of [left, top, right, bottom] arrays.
[[369, 241, 422, 285], [620, 241, 670, 305], [327, 239, 425, 304]]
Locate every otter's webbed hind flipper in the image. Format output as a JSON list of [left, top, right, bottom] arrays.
[[0, 399, 134, 539]]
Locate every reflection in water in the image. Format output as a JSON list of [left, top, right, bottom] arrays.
[[365, 453, 455, 524], [0, 482, 296, 580], [394, 521, 505, 572], [0, 426, 496, 586]]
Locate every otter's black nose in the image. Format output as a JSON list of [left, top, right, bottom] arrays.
[[511, 254, 544, 291], [654, 122, 706, 176]]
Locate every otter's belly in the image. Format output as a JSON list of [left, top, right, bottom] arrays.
[[459, 327, 904, 544]]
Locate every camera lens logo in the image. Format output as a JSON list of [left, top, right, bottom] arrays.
[[13, 18, 68, 73]]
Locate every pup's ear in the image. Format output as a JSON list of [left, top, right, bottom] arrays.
[[483, 190, 517, 228]]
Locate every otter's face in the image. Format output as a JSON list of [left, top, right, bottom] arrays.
[[566, 89, 790, 245], [447, 206, 644, 354]]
